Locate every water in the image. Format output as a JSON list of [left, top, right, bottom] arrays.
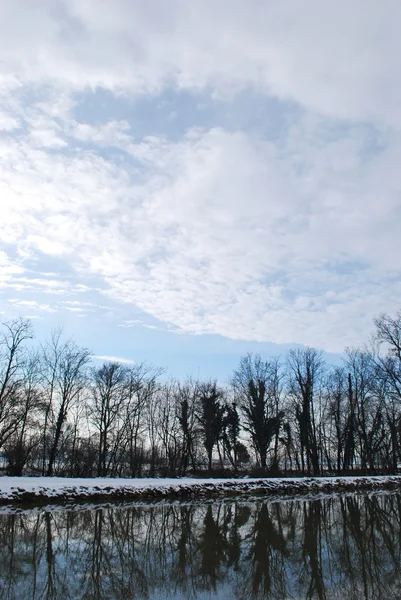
[[1, 493, 401, 599]]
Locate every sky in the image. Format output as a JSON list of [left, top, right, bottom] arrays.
[[0, 0, 400, 379]]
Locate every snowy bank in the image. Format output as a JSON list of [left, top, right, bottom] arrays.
[[1, 475, 401, 505]]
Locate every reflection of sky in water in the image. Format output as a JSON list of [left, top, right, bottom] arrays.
[[0, 494, 400, 599]]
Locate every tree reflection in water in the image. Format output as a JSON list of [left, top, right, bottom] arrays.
[[1, 493, 401, 599]]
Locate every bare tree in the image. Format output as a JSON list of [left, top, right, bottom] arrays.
[[372, 311, 401, 472], [287, 348, 324, 475], [40, 329, 63, 475], [122, 363, 162, 477], [323, 367, 355, 473], [176, 379, 201, 474], [374, 311, 401, 401], [155, 380, 183, 475], [345, 348, 385, 473], [90, 362, 128, 477], [41, 333, 91, 476], [4, 351, 43, 475], [0, 318, 33, 450]]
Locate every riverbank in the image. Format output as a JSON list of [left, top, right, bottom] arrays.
[[1, 474, 401, 505]]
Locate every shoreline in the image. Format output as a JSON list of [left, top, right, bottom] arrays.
[[1, 474, 401, 506]]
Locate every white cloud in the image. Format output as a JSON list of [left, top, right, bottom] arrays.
[[0, 0, 400, 127], [0, 112, 400, 351], [0, 0, 400, 353], [0, 251, 25, 291], [119, 319, 170, 332], [62, 300, 109, 309], [94, 355, 135, 365], [0, 272, 97, 306], [71, 120, 131, 146], [8, 299, 57, 313], [0, 110, 20, 131]]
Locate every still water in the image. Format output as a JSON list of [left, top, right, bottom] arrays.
[[1, 493, 401, 599]]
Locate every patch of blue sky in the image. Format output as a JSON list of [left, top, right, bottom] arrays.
[[91, 324, 342, 382], [1, 249, 343, 379], [1, 261, 345, 381], [71, 86, 302, 142], [323, 258, 371, 275]]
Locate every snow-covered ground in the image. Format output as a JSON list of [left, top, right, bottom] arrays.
[[1, 474, 401, 504]]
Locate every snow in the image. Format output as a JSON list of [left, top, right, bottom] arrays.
[[1, 474, 401, 504]]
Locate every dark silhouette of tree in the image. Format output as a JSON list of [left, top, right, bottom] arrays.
[[0, 318, 33, 450], [122, 363, 162, 477], [4, 351, 42, 475], [287, 348, 324, 475], [222, 401, 241, 471], [374, 311, 401, 472], [177, 380, 199, 474], [197, 380, 226, 471], [43, 335, 91, 476], [345, 349, 385, 473], [232, 354, 284, 471], [90, 361, 127, 477]]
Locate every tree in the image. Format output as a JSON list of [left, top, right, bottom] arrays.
[[323, 367, 355, 473], [374, 311, 401, 402], [42, 334, 91, 476], [372, 311, 401, 472], [232, 354, 284, 471], [154, 380, 183, 475], [177, 379, 200, 474], [345, 349, 385, 473], [0, 318, 33, 450], [4, 351, 43, 476], [122, 363, 162, 477], [197, 381, 226, 471], [287, 348, 324, 475], [40, 328, 63, 475], [222, 401, 241, 471], [90, 362, 127, 477]]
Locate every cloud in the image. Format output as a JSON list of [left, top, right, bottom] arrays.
[[94, 355, 136, 365], [0, 252, 26, 296], [1, 110, 400, 350], [0, 0, 400, 127], [0, 274, 88, 296], [0, 0, 400, 354], [8, 299, 57, 313], [119, 319, 171, 332], [71, 120, 131, 146], [0, 110, 20, 131]]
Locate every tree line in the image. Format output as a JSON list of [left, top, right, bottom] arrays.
[[0, 311, 400, 478]]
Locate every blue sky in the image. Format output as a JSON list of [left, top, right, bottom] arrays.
[[0, 0, 400, 378]]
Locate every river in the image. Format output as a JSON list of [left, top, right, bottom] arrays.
[[0, 492, 400, 599]]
